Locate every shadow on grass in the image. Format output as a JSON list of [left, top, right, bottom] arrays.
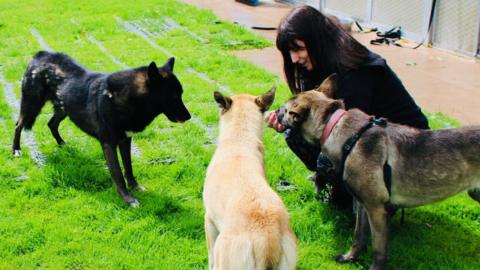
[[40, 143, 205, 234], [43, 144, 111, 191], [325, 202, 480, 270], [136, 191, 205, 240]]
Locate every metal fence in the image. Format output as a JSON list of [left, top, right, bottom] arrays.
[[283, 0, 480, 57]]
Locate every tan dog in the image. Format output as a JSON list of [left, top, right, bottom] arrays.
[[203, 89, 297, 270], [277, 75, 480, 270]]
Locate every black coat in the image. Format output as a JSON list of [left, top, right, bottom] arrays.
[[334, 51, 429, 129]]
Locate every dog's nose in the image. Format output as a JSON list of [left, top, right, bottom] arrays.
[[276, 107, 285, 122]]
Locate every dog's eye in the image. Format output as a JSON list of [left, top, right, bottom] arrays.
[[289, 111, 301, 122]]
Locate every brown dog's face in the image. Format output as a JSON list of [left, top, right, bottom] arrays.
[[277, 74, 344, 145], [277, 95, 311, 129]]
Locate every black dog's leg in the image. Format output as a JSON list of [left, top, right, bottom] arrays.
[[468, 188, 480, 203], [336, 202, 370, 263], [13, 73, 49, 156], [13, 115, 25, 156], [48, 109, 67, 145], [119, 138, 145, 191], [102, 142, 139, 207]]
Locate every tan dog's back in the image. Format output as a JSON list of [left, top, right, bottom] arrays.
[[204, 90, 297, 270]]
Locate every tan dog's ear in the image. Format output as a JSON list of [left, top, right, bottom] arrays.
[[315, 73, 337, 98], [214, 91, 232, 113], [322, 100, 345, 122], [255, 87, 276, 111]]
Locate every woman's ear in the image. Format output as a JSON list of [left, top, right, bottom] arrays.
[[255, 87, 276, 111], [214, 91, 232, 113], [315, 73, 337, 98]]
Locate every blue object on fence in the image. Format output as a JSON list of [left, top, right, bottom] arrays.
[[236, 0, 260, 6]]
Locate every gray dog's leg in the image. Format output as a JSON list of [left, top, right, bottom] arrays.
[[366, 205, 389, 270], [336, 202, 370, 263]]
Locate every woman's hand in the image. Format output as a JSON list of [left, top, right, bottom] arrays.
[[265, 111, 286, 133]]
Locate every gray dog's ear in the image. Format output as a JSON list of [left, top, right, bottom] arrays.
[[315, 73, 337, 98], [214, 91, 232, 113], [255, 87, 276, 111]]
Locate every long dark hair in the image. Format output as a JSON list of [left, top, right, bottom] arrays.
[[277, 6, 369, 94]]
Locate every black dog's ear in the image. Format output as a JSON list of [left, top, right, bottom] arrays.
[[161, 57, 175, 73], [147, 61, 160, 81], [214, 91, 232, 113], [255, 87, 276, 112], [315, 73, 337, 98]]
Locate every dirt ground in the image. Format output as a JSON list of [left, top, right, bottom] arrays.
[[183, 0, 480, 125]]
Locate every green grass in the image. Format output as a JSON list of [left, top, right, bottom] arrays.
[[0, 0, 478, 269]]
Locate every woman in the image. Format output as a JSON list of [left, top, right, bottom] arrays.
[[267, 6, 429, 209]]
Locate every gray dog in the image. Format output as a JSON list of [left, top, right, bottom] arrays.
[[277, 74, 480, 270]]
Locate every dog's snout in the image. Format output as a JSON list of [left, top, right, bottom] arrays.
[[276, 107, 286, 123]]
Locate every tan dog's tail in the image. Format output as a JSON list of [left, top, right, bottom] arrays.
[[278, 232, 297, 270], [213, 233, 255, 270], [213, 230, 296, 270]]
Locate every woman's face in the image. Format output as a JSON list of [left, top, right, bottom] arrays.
[[289, 39, 313, 71]]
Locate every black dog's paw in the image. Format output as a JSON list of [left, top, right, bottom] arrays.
[[134, 185, 146, 192], [13, 149, 22, 157], [335, 254, 354, 264], [123, 194, 140, 208], [129, 198, 140, 208]]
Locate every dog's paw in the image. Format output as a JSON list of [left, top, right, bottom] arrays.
[[135, 185, 147, 192], [335, 254, 354, 264], [129, 199, 140, 208], [13, 150, 22, 157]]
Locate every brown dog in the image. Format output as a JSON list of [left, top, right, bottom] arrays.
[[203, 89, 297, 270], [277, 75, 480, 270]]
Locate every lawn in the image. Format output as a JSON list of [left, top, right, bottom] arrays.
[[0, 0, 478, 269]]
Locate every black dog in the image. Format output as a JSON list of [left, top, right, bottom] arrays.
[[13, 51, 191, 207]]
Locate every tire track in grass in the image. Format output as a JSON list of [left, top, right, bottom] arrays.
[[31, 28, 53, 52], [70, 19, 129, 70], [115, 17, 174, 58], [163, 17, 208, 43], [186, 68, 233, 96], [115, 17, 231, 94], [0, 63, 45, 166]]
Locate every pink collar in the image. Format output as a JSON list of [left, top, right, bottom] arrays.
[[320, 109, 346, 145]]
